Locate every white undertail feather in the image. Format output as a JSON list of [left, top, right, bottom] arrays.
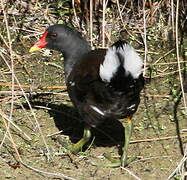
[[119, 44, 143, 78], [99, 48, 120, 82], [99, 43, 143, 82]]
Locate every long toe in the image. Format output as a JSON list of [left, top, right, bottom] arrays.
[[121, 156, 137, 167]]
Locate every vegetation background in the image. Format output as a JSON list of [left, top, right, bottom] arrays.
[[0, 0, 187, 179]]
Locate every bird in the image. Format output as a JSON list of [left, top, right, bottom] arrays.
[[29, 24, 144, 167]]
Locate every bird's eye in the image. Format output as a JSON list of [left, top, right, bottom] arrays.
[[50, 33, 57, 38]]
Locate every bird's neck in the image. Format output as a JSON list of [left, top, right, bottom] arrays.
[[62, 39, 91, 81]]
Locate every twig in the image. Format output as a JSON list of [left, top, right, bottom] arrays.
[[0, 91, 68, 97], [0, 108, 22, 162], [117, 1, 143, 46], [135, 50, 158, 54], [116, 0, 124, 26], [130, 134, 187, 144], [0, 82, 66, 90], [0, 82, 66, 89], [167, 145, 187, 180], [144, 94, 170, 98], [89, 0, 93, 47], [0, 47, 51, 162], [149, 60, 187, 66], [175, 0, 187, 111], [168, 2, 187, 179], [0, 122, 11, 149], [102, 0, 108, 47], [133, 155, 172, 164], [181, 129, 187, 133], [0, 109, 31, 141], [72, 0, 80, 28], [0, 0, 22, 163], [121, 167, 142, 180], [153, 49, 175, 65], [46, 130, 64, 137], [21, 162, 77, 180], [143, 0, 148, 76], [144, 68, 185, 78], [171, 0, 175, 39]]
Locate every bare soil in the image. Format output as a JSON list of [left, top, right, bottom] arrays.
[[0, 1, 187, 179], [0, 49, 186, 180]]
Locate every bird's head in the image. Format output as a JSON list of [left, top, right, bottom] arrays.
[[29, 24, 86, 53]]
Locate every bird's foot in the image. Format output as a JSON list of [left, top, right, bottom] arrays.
[[66, 143, 82, 154], [52, 136, 82, 154], [90, 152, 136, 167], [55, 128, 91, 155]]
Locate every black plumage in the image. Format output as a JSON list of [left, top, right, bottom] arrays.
[[30, 24, 144, 167], [67, 48, 144, 126]]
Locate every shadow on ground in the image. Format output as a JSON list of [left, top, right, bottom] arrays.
[[22, 97, 125, 149]]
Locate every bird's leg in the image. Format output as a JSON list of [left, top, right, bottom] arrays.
[[91, 117, 135, 167], [103, 117, 135, 166], [120, 116, 136, 166], [67, 127, 91, 154]]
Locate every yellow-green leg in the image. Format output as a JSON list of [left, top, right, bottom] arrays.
[[121, 117, 136, 166], [68, 127, 91, 154], [91, 117, 135, 167]]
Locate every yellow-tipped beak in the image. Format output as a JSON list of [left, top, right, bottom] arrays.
[[29, 31, 48, 53], [29, 46, 42, 52]]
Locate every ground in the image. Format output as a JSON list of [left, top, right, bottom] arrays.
[[0, 49, 186, 180], [0, 1, 187, 179]]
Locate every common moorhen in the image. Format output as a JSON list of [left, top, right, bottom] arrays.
[[30, 24, 144, 167]]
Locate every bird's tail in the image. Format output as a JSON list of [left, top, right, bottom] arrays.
[[99, 40, 144, 91]]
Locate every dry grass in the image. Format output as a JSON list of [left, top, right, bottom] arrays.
[[0, 0, 187, 179]]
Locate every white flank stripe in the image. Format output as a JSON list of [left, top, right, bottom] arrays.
[[90, 105, 105, 116], [127, 104, 136, 110]]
